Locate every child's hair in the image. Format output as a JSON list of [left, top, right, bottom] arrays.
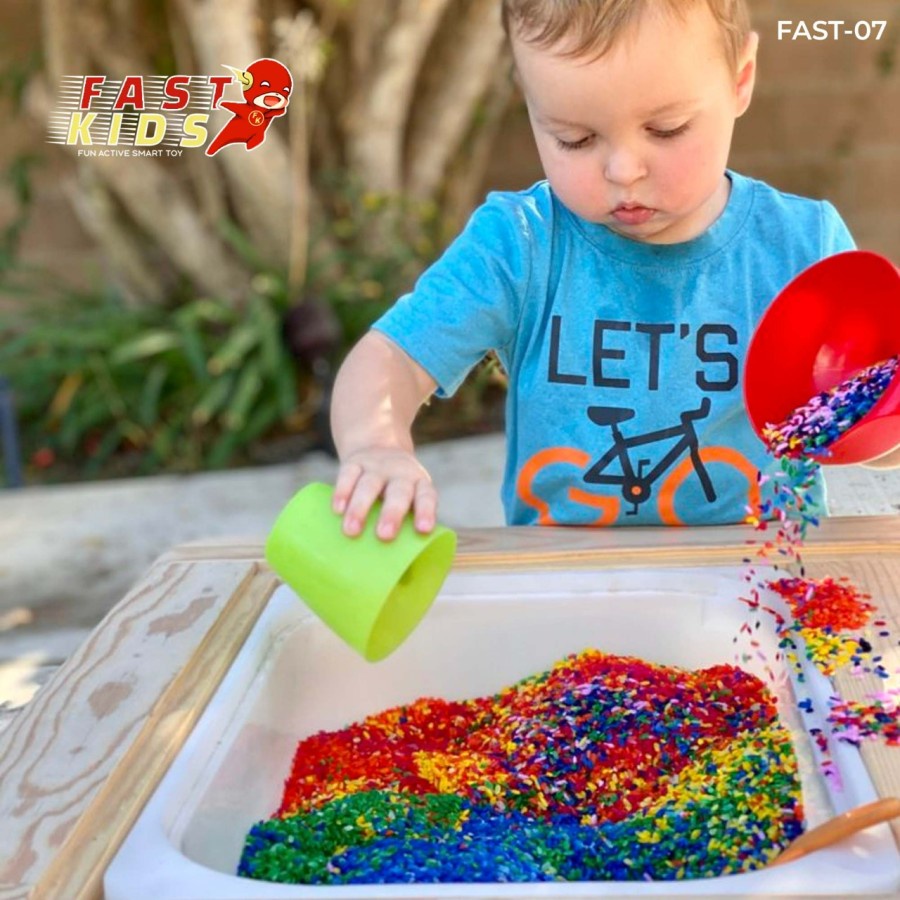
[[501, 0, 751, 73]]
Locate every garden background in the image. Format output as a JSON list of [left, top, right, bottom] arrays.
[[2, 0, 899, 484]]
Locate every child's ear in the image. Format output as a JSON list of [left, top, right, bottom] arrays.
[[734, 31, 759, 118]]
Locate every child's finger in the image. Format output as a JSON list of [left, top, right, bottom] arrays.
[[342, 471, 385, 536], [333, 462, 362, 513], [412, 479, 438, 533], [376, 479, 416, 540]]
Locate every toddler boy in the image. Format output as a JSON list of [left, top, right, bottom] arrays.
[[329, 0, 856, 539]]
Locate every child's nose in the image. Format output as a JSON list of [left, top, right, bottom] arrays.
[[603, 146, 647, 186]]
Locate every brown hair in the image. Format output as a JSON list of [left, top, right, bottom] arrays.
[[501, 0, 751, 72]]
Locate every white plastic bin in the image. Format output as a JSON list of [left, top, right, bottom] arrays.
[[104, 566, 900, 898]]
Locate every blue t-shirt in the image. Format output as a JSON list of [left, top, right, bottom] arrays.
[[373, 171, 855, 526]]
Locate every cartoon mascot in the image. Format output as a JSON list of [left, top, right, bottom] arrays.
[[205, 58, 292, 156]]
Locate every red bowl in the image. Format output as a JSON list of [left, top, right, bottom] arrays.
[[744, 250, 900, 465]]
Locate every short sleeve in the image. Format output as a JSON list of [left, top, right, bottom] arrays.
[[372, 191, 532, 397], [820, 200, 856, 256]]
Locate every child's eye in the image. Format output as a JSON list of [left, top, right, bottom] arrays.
[[649, 123, 690, 139], [555, 135, 594, 152]]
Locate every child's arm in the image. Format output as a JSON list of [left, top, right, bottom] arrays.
[[330, 330, 439, 540]]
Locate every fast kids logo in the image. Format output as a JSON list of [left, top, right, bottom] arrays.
[[48, 58, 292, 158], [206, 59, 292, 155]]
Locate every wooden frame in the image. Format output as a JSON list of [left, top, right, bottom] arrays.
[[1, 518, 898, 899]]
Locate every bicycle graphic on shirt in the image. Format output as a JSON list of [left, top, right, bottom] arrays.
[[517, 397, 759, 526]]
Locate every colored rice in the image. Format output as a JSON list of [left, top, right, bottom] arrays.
[[239, 651, 803, 884]]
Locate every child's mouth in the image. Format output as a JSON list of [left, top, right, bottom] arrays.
[[611, 204, 655, 225]]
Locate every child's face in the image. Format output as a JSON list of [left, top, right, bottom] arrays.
[[513, 3, 757, 244]]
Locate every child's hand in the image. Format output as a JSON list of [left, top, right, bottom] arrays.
[[333, 447, 438, 540]]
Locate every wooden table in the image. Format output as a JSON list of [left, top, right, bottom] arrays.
[[1, 519, 898, 900]]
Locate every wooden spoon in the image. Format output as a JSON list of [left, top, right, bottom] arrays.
[[771, 797, 900, 866]]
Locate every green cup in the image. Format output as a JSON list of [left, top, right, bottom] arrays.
[[265, 482, 457, 662]]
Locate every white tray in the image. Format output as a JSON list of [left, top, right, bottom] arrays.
[[104, 566, 900, 898]]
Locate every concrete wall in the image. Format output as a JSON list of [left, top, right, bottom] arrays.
[[0, 1, 97, 303], [739, 0, 900, 256]]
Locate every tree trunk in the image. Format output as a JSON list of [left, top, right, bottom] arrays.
[[33, 0, 514, 306]]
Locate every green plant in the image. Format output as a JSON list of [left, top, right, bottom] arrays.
[[0, 281, 303, 480], [305, 173, 446, 346], [0, 172, 506, 485]]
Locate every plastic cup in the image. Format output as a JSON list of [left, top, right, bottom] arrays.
[[265, 482, 457, 661], [744, 250, 900, 464]]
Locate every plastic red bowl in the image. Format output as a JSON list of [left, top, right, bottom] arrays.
[[744, 250, 900, 465]]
